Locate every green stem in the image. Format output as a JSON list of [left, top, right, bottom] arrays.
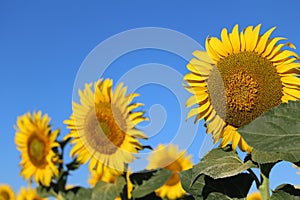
[[259, 163, 274, 200]]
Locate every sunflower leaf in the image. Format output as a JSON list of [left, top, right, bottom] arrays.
[[239, 101, 300, 163], [64, 187, 92, 200], [251, 148, 300, 164], [91, 176, 126, 200], [36, 184, 57, 198], [131, 168, 172, 198], [192, 147, 255, 179], [180, 171, 253, 200], [270, 184, 300, 200]]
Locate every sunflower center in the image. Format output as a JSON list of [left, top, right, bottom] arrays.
[[208, 51, 283, 127], [0, 191, 10, 200], [226, 71, 258, 111], [165, 160, 182, 186], [84, 103, 126, 155], [28, 136, 47, 167]]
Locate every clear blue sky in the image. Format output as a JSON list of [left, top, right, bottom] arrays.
[[1, 0, 300, 195]]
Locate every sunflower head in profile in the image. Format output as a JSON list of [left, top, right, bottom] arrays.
[[147, 144, 193, 199], [16, 187, 47, 200], [64, 78, 148, 179], [14, 111, 60, 186], [184, 24, 300, 152], [0, 184, 15, 200]]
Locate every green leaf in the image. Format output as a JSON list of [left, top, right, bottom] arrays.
[[193, 147, 255, 179], [64, 187, 92, 200], [251, 148, 300, 164], [36, 184, 57, 198], [131, 169, 172, 198], [239, 101, 300, 163], [180, 171, 253, 200], [180, 169, 193, 193], [270, 184, 300, 200], [91, 176, 126, 200]]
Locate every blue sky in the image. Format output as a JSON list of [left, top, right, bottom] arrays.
[[1, 0, 300, 195]]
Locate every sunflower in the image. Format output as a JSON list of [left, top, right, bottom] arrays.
[[64, 78, 148, 178], [88, 166, 118, 186], [184, 24, 300, 152], [0, 184, 15, 200], [16, 187, 47, 200], [15, 111, 60, 186], [147, 144, 193, 199], [246, 191, 261, 200]]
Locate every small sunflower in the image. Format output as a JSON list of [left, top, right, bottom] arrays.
[[184, 24, 300, 152], [16, 187, 47, 200], [15, 111, 59, 186], [64, 78, 148, 177], [147, 144, 193, 199], [246, 191, 261, 200], [88, 166, 118, 186], [0, 184, 15, 200]]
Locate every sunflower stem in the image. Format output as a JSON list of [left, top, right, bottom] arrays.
[[258, 163, 274, 200]]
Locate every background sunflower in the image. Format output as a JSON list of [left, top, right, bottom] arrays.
[[16, 187, 47, 200], [64, 78, 148, 180], [14, 111, 60, 186], [0, 184, 15, 200], [147, 144, 193, 199]]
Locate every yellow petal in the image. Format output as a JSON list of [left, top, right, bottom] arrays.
[[206, 38, 221, 63], [255, 26, 276, 54], [194, 104, 213, 123], [208, 37, 228, 57], [248, 24, 261, 51], [266, 44, 285, 60], [186, 95, 198, 108], [276, 62, 300, 73], [261, 37, 287, 57], [271, 50, 299, 62], [185, 86, 208, 94], [187, 100, 210, 120], [240, 32, 246, 51], [229, 24, 240, 53], [204, 109, 216, 122], [281, 76, 300, 85], [283, 87, 300, 99], [244, 26, 254, 51], [184, 73, 208, 82], [220, 28, 233, 54], [187, 107, 201, 120], [188, 59, 212, 75], [192, 50, 214, 64]]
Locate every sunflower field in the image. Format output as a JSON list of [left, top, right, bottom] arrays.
[[1, 24, 300, 200]]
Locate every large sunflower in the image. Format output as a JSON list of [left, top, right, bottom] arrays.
[[64, 78, 148, 177], [14, 111, 59, 186], [147, 144, 193, 199], [184, 24, 300, 152], [16, 187, 47, 200], [0, 184, 15, 200]]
